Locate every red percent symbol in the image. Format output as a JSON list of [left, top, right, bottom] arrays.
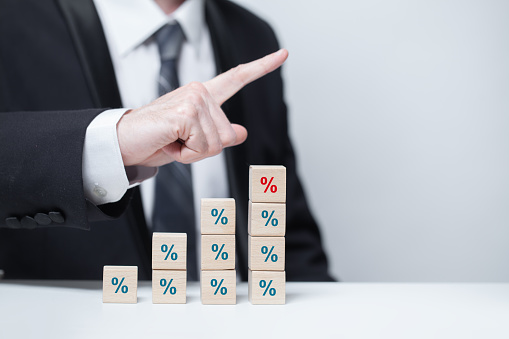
[[261, 176, 278, 193]]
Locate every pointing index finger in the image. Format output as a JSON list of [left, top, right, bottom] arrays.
[[204, 48, 289, 105]]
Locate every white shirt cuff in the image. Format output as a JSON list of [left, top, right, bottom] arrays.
[[82, 108, 157, 205]]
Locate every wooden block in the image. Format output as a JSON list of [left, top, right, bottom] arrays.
[[152, 232, 187, 270], [152, 270, 186, 304], [248, 201, 286, 236], [201, 198, 236, 235], [201, 235, 235, 270], [248, 235, 285, 271], [103, 266, 138, 304], [200, 270, 236, 305], [249, 165, 286, 203], [249, 270, 286, 305]]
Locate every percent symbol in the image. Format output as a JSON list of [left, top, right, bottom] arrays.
[[161, 244, 178, 261], [261, 176, 278, 193], [212, 243, 229, 260], [259, 279, 276, 296], [261, 210, 278, 226], [211, 208, 228, 225], [111, 277, 128, 294], [261, 245, 278, 262], [211, 278, 227, 295], [160, 278, 177, 295]]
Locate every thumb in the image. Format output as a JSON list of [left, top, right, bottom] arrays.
[[231, 124, 248, 146]]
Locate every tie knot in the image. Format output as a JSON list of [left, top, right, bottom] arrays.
[[155, 22, 185, 61]]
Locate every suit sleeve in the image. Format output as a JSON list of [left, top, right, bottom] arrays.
[[0, 110, 133, 230]]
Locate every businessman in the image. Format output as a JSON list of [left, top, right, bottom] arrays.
[[0, 0, 334, 281]]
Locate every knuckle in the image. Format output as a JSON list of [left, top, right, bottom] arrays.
[[230, 65, 245, 86], [185, 90, 202, 104], [187, 81, 206, 93], [180, 102, 197, 117], [209, 141, 223, 155], [232, 64, 244, 74]]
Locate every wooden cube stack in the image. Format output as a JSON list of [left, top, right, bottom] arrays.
[[200, 198, 236, 304], [248, 165, 286, 304], [152, 233, 187, 304]]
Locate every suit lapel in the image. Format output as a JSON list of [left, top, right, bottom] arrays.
[[56, 0, 151, 273], [206, 0, 251, 280], [56, 0, 122, 109], [57, 0, 251, 280]]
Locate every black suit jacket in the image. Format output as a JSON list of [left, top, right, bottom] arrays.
[[0, 0, 334, 281]]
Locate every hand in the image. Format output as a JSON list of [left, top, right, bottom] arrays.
[[117, 49, 289, 167]]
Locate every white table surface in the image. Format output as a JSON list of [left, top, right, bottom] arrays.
[[0, 281, 508, 338]]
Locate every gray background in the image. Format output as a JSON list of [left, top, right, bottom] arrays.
[[232, 0, 509, 282]]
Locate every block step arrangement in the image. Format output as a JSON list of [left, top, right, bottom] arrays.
[[200, 198, 236, 304], [101, 165, 287, 306], [248, 165, 286, 304], [152, 232, 187, 304]]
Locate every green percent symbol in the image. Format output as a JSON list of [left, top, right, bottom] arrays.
[[160, 278, 177, 295], [211, 278, 227, 295], [212, 243, 228, 260], [161, 244, 178, 260], [211, 208, 228, 225], [261, 245, 278, 262], [112, 277, 128, 293], [261, 210, 278, 226], [259, 279, 276, 296]]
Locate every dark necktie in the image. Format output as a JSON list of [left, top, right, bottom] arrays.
[[152, 23, 198, 281]]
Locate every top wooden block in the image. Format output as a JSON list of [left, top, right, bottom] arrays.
[[152, 232, 187, 270], [103, 266, 138, 304], [201, 198, 236, 235], [249, 165, 286, 203]]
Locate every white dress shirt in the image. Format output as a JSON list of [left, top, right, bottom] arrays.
[[84, 0, 230, 234]]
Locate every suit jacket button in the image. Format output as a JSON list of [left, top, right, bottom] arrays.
[[34, 213, 52, 226], [49, 212, 65, 223], [5, 217, 21, 229], [21, 216, 37, 229]]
